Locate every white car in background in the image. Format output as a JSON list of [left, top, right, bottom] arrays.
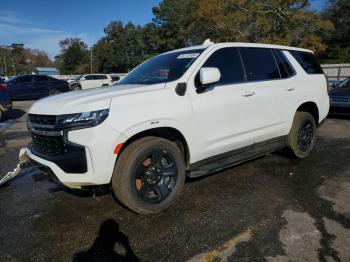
[[75, 74, 113, 90]]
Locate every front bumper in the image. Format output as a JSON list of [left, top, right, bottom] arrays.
[[27, 123, 126, 189]]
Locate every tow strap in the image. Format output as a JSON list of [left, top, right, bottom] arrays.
[[0, 148, 30, 187]]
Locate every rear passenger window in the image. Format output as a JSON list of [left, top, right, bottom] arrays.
[[240, 48, 280, 81], [272, 49, 295, 78], [85, 75, 94, 80], [290, 51, 323, 74], [201, 47, 245, 85]]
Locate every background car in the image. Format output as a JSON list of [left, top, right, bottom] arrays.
[[0, 78, 12, 121], [6, 75, 70, 101], [108, 74, 126, 84], [73, 74, 113, 90], [328, 79, 342, 88], [329, 76, 350, 114]]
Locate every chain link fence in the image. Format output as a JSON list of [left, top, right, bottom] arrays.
[[321, 64, 350, 81]]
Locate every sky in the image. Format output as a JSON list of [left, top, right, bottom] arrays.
[[0, 0, 327, 59]]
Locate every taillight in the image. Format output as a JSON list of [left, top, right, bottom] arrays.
[[0, 83, 7, 90]]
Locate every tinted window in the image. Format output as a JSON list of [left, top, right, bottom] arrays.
[[15, 75, 33, 83], [85, 75, 94, 80], [99, 75, 108, 80], [34, 75, 49, 82], [272, 49, 295, 78], [240, 48, 280, 81], [290, 51, 323, 74], [200, 48, 245, 85], [111, 76, 120, 82], [339, 77, 350, 89]]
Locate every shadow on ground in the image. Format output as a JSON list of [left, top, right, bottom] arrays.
[[73, 219, 140, 262]]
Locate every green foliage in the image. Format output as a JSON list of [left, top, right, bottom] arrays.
[[320, 0, 350, 63], [56, 38, 89, 74], [93, 21, 161, 73], [56, 0, 350, 73]]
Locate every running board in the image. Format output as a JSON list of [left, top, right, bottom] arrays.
[[188, 136, 287, 178]]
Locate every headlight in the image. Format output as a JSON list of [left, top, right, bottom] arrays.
[[56, 109, 109, 129]]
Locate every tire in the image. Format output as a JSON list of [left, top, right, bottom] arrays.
[[70, 84, 81, 91], [112, 136, 186, 214], [48, 88, 60, 96], [287, 112, 317, 159]]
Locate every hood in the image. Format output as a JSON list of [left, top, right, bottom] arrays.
[[29, 83, 165, 115], [329, 88, 350, 97]]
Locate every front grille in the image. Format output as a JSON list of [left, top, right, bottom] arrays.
[[31, 133, 66, 155], [29, 114, 57, 125], [28, 114, 88, 173]]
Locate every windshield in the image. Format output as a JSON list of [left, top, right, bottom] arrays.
[[338, 77, 350, 89], [119, 48, 206, 85]]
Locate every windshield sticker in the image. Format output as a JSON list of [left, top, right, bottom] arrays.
[[177, 53, 200, 59]]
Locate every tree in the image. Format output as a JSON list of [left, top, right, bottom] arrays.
[[93, 20, 161, 73], [152, 0, 333, 53], [321, 0, 350, 62], [56, 38, 89, 74]]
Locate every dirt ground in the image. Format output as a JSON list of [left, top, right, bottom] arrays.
[[0, 101, 349, 262]]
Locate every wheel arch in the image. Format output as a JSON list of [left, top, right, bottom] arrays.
[[117, 127, 191, 168], [296, 101, 319, 125]]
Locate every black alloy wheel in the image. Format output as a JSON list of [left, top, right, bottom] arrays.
[[297, 119, 314, 152], [133, 150, 178, 203]]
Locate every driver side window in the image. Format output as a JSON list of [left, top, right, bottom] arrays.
[[196, 48, 245, 87]]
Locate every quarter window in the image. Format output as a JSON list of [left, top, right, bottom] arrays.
[[200, 47, 245, 85], [272, 49, 295, 78], [290, 51, 323, 74]]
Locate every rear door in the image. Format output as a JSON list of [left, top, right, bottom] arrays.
[[238, 47, 293, 141], [33, 75, 50, 98], [8, 75, 34, 100], [82, 75, 97, 89]]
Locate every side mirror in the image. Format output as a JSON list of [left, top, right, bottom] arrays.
[[197, 67, 221, 93]]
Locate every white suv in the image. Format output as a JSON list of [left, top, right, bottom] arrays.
[[26, 42, 329, 214], [76, 74, 113, 89]]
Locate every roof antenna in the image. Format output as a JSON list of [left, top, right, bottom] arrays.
[[203, 39, 214, 45]]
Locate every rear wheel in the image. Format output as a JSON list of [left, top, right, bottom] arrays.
[[112, 137, 186, 214], [48, 88, 60, 96], [287, 112, 317, 158]]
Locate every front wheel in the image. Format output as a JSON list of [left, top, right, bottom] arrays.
[[112, 137, 186, 214], [287, 112, 317, 158]]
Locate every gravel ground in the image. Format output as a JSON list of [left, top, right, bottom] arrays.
[[0, 101, 349, 262]]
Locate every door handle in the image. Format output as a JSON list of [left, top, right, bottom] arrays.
[[241, 90, 255, 97], [286, 87, 295, 91]]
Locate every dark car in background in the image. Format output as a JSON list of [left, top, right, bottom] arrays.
[[6, 75, 70, 101], [329, 76, 350, 114], [0, 78, 12, 121]]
